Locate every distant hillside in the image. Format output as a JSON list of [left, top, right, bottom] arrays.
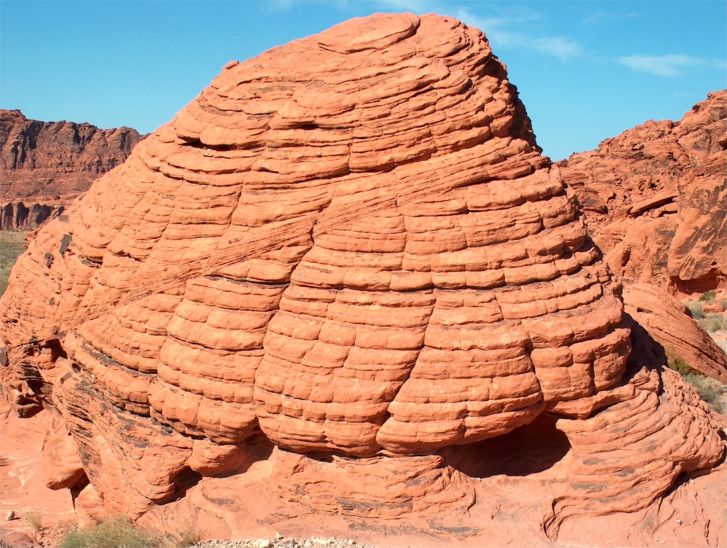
[[0, 109, 144, 229]]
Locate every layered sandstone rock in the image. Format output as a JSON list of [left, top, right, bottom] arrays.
[[0, 13, 724, 546], [623, 282, 727, 382], [559, 91, 727, 294], [0, 109, 142, 229]]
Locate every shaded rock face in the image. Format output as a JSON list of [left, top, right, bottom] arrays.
[[559, 91, 727, 295], [0, 14, 724, 544], [0, 109, 143, 229], [0, 201, 58, 230]]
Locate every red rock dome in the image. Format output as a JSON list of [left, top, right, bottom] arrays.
[[0, 13, 723, 544]]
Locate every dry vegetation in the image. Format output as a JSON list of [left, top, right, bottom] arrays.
[[61, 517, 198, 548], [0, 231, 26, 294]]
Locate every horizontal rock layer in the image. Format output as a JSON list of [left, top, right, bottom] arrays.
[[0, 13, 723, 542]]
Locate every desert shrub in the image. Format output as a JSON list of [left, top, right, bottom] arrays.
[[174, 527, 201, 547], [666, 356, 693, 376], [699, 314, 727, 333], [699, 290, 716, 302], [61, 517, 160, 548], [665, 354, 726, 413], [686, 301, 705, 319], [24, 511, 43, 531], [683, 372, 726, 414], [61, 517, 199, 548]]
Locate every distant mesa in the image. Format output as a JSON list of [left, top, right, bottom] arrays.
[[0, 14, 724, 547], [0, 109, 144, 230]]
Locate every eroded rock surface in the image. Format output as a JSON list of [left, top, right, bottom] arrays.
[[559, 91, 727, 294], [0, 13, 724, 547], [623, 282, 727, 382], [0, 109, 143, 229]]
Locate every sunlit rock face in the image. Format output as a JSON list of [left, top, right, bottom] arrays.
[[559, 90, 727, 295], [0, 108, 143, 229], [0, 13, 722, 541]]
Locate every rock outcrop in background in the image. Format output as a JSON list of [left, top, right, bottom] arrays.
[[0, 201, 56, 231], [0, 109, 143, 229], [0, 14, 725, 548], [560, 92, 727, 381], [559, 91, 727, 295]]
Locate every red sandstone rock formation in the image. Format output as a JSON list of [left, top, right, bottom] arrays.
[[0, 109, 143, 229], [0, 13, 724, 547], [0, 201, 58, 230], [559, 91, 727, 295], [623, 282, 727, 382]]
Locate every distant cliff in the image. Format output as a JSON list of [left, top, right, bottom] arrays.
[[0, 109, 143, 229]]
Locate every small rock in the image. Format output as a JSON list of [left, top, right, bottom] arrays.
[[253, 540, 272, 548], [5, 510, 15, 521]]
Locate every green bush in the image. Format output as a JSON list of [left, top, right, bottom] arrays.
[[666, 356, 693, 376], [699, 290, 716, 302], [686, 301, 705, 319]]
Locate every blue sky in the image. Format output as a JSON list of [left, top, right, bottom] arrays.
[[1, 0, 725, 159]]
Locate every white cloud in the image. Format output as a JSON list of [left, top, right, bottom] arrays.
[[372, 0, 433, 10], [583, 10, 639, 25], [456, 7, 581, 61], [617, 54, 726, 77], [266, 1, 583, 62], [529, 36, 582, 60]]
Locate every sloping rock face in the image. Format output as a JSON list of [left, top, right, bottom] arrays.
[[0, 109, 143, 229], [559, 91, 727, 295], [0, 14, 724, 545], [623, 282, 727, 382]]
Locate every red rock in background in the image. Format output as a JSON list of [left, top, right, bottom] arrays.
[[560, 91, 727, 381], [0, 13, 724, 547], [0, 109, 143, 229], [559, 91, 727, 295]]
